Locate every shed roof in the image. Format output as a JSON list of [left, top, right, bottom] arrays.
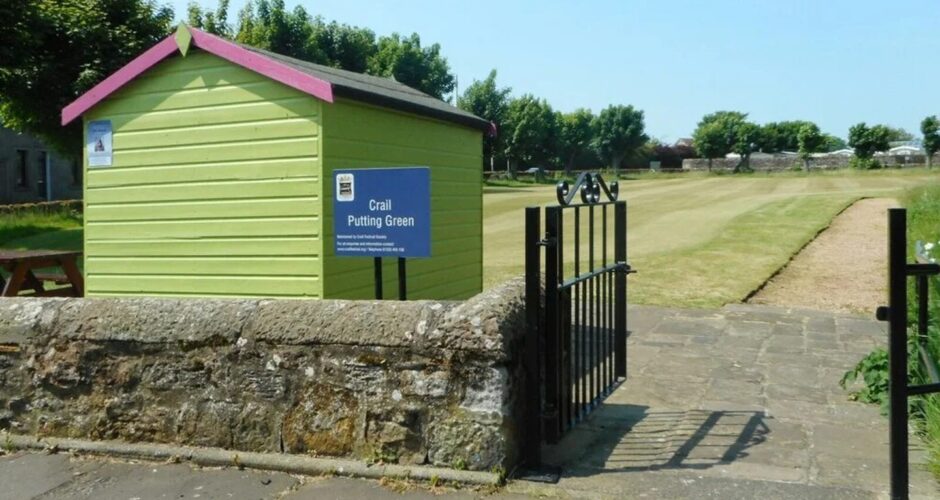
[[62, 24, 492, 134]]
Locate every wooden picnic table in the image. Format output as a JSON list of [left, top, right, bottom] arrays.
[[0, 250, 84, 297]]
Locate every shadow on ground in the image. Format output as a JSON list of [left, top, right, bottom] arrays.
[[543, 403, 770, 475]]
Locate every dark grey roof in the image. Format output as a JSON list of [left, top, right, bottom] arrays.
[[239, 44, 490, 133]]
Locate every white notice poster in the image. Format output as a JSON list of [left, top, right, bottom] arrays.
[[87, 120, 112, 167]]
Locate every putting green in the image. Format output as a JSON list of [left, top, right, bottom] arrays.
[[484, 169, 939, 308]]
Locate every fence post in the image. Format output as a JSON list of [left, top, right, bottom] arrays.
[[544, 206, 562, 443], [887, 207, 909, 500], [614, 201, 627, 378], [523, 206, 542, 466]]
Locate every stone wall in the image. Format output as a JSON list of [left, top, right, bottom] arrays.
[[682, 154, 939, 172], [0, 279, 526, 471]]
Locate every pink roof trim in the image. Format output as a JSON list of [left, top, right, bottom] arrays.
[[61, 36, 179, 126], [61, 26, 334, 126]]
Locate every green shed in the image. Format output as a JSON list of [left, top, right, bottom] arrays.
[[62, 25, 490, 300]]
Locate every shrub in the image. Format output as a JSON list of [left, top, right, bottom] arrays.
[[849, 157, 882, 170]]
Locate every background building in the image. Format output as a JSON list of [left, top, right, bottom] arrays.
[[0, 125, 82, 204]]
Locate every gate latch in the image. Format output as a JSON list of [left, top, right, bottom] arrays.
[[537, 236, 556, 248]]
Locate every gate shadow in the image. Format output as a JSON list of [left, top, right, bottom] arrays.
[[542, 404, 770, 475]]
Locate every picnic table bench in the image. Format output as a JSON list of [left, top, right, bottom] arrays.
[[0, 250, 84, 297]]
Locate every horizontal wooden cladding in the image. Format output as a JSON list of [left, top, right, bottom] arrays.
[[96, 78, 308, 116], [87, 158, 318, 188], [87, 178, 319, 203], [115, 117, 318, 150], [325, 99, 482, 156], [111, 137, 319, 168], [327, 262, 480, 300], [113, 52, 267, 95], [87, 197, 318, 222], [86, 275, 321, 297], [85, 216, 319, 240], [86, 257, 319, 276], [86, 237, 319, 257], [111, 97, 319, 133], [326, 137, 478, 165]]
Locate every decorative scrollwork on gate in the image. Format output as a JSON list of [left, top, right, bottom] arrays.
[[555, 172, 619, 206]]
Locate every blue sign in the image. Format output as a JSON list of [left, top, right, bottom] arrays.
[[333, 167, 431, 258]]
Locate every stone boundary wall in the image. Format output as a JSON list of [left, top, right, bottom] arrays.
[[682, 154, 939, 172], [0, 279, 526, 471]]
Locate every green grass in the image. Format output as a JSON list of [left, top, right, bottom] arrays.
[[484, 167, 940, 307], [0, 208, 84, 276]]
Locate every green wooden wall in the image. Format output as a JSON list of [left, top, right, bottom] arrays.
[[83, 50, 324, 297], [320, 98, 483, 300]]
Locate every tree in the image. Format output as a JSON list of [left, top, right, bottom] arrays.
[[557, 108, 595, 175], [691, 111, 747, 171], [822, 134, 848, 152], [0, 0, 174, 156], [730, 120, 761, 172], [758, 120, 814, 153], [692, 122, 731, 171], [502, 95, 557, 175], [796, 123, 825, 171], [234, 0, 317, 61], [848, 123, 892, 165], [309, 17, 376, 73], [885, 126, 915, 143], [592, 105, 648, 176], [922, 116, 940, 168], [187, 0, 232, 37], [457, 70, 511, 171], [367, 33, 455, 99]]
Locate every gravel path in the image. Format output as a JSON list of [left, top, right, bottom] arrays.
[[747, 198, 898, 316]]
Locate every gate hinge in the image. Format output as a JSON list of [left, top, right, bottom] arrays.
[[617, 262, 636, 274]]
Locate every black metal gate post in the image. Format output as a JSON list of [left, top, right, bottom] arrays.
[[543, 205, 562, 443], [614, 200, 628, 377], [887, 208, 909, 500], [523, 206, 542, 466]]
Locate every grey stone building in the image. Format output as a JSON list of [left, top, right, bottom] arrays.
[[1, 126, 82, 204]]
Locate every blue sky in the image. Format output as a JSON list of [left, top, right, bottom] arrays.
[[168, 0, 940, 141]]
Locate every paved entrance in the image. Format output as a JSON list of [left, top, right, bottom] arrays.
[[528, 304, 939, 498]]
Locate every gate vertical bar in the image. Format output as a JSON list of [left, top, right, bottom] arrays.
[[544, 205, 562, 443], [614, 201, 627, 377], [523, 206, 541, 466], [887, 207, 908, 500], [573, 207, 581, 424], [558, 211, 570, 432]]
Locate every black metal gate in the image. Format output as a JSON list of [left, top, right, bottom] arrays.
[[522, 172, 632, 468], [877, 208, 940, 500]]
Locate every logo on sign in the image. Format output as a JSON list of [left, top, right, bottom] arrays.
[[336, 173, 355, 202]]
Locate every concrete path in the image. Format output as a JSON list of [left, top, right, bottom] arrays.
[[522, 304, 939, 499], [2, 304, 937, 499]]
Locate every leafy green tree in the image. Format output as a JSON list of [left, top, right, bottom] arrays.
[[457, 70, 511, 171], [822, 134, 848, 152], [592, 105, 648, 176], [187, 0, 232, 37], [692, 122, 730, 171], [884, 126, 914, 142], [848, 122, 892, 166], [235, 0, 317, 61], [922, 116, 940, 168], [730, 120, 761, 172], [309, 17, 376, 73], [848, 123, 891, 160], [557, 108, 595, 175], [796, 122, 825, 171], [691, 111, 747, 171], [0, 0, 174, 156], [758, 120, 814, 153], [502, 95, 558, 175], [367, 33, 455, 99]]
